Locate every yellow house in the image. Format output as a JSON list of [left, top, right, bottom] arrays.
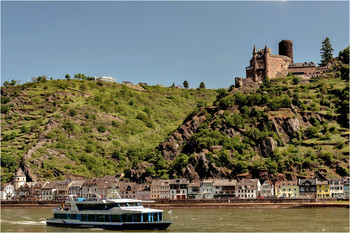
[[106, 184, 120, 199], [316, 180, 330, 198], [275, 180, 299, 198]]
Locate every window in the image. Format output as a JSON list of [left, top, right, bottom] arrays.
[[143, 213, 149, 222], [88, 215, 95, 222], [111, 215, 121, 222], [96, 215, 105, 222]]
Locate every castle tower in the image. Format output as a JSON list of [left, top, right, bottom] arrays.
[[279, 40, 293, 63], [264, 44, 271, 79], [13, 167, 26, 190]]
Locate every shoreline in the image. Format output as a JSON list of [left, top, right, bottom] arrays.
[[2, 201, 349, 209]]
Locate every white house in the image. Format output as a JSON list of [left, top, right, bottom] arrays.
[[236, 179, 261, 199], [1, 183, 15, 200], [260, 180, 274, 198], [200, 180, 215, 199], [94, 76, 116, 83], [329, 178, 344, 198]]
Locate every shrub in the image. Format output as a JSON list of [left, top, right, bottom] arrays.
[[305, 127, 318, 138], [97, 125, 106, 133], [69, 109, 77, 117]]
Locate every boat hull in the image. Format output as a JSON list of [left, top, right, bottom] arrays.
[[46, 219, 172, 230]]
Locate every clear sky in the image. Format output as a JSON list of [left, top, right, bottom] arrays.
[[1, 1, 349, 89]]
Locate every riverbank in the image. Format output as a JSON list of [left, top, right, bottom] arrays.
[[1, 199, 349, 209]]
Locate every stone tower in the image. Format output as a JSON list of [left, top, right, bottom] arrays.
[[13, 167, 26, 190], [279, 40, 293, 63]]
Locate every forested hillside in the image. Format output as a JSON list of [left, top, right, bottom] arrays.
[[1, 79, 217, 183]]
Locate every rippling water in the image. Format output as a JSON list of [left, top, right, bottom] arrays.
[[1, 207, 349, 232]]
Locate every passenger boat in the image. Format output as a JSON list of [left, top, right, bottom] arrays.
[[46, 195, 172, 230]]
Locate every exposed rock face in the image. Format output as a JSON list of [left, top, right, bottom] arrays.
[[128, 162, 154, 183], [157, 113, 207, 160], [258, 137, 276, 157]]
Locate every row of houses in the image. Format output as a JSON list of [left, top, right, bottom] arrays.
[[1, 168, 349, 201]]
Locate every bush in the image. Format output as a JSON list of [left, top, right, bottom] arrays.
[[305, 127, 318, 138], [97, 125, 106, 133]]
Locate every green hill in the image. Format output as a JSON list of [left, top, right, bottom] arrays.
[[1, 61, 349, 183], [1, 79, 217, 182], [141, 70, 349, 181]]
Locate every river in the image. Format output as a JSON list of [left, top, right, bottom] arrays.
[[1, 207, 349, 232]]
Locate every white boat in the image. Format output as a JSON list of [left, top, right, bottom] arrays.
[[46, 195, 172, 230]]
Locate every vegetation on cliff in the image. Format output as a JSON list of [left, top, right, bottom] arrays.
[[1, 80, 217, 182]]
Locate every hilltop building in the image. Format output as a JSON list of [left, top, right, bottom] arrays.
[[13, 168, 26, 190], [94, 76, 116, 83], [236, 40, 328, 87]]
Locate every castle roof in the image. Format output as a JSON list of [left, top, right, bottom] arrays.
[[14, 167, 25, 177]]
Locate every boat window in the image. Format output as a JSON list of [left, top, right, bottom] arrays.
[[68, 214, 77, 220], [96, 215, 105, 222], [136, 202, 143, 207], [81, 214, 88, 221], [88, 215, 95, 222], [119, 203, 127, 207], [134, 214, 141, 222], [153, 213, 159, 222], [159, 213, 163, 221], [111, 215, 121, 222], [124, 214, 133, 222], [142, 213, 149, 222], [55, 214, 66, 219], [129, 202, 137, 207], [107, 203, 114, 209]]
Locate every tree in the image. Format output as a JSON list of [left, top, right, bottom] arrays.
[[338, 46, 349, 65], [199, 82, 206, 89], [183, 80, 189, 89], [171, 82, 175, 88], [319, 37, 334, 67], [10, 79, 17, 86], [65, 74, 70, 81], [3, 81, 10, 87]]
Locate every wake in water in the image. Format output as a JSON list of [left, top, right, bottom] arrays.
[[0, 219, 46, 225]]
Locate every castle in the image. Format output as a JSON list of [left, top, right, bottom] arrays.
[[236, 40, 328, 88]]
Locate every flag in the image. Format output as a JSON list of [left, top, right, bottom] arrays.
[[168, 210, 172, 215]]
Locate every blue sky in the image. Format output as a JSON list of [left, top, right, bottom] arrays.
[[1, 1, 349, 89]]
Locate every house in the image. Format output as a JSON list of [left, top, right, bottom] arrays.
[[107, 183, 121, 199], [94, 76, 116, 83], [150, 179, 171, 200], [298, 178, 317, 198], [17, 182, 36, 201], [169, 178, 188, 200], [33, 181, 49, 201], [119, 182, 138, 199], [316, 179, 330, 198], [136, 184, 150, 200], [187, 180, 201, 199], [1, 183, 15, 200], [200, 180, 215, 199], [42, 181, 59, 201], [68, 180, 85, 198], [122, 81, 133, 85], [329, 178, 344, 198], [213, 179, 237, 199], [275, 180, 298, 198], [260, 180, 274, 198], [56, 180, 74, 201], [236, 179, 261, 199]]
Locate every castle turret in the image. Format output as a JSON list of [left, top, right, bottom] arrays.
[[279, 40, 293, 63], [253, 45, 257, 55], [13, 167, 26, 190]]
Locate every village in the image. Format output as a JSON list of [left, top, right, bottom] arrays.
[[1, 168, 349, 202]]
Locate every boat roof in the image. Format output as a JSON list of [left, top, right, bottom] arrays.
[[66, 198, 143, 204]]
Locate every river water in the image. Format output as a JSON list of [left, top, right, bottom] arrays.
[[1, 207, 349, 232]]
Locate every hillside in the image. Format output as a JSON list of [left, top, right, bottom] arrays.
[[1, 65, 349, 183], [1, 80, 217, 183], [137, 71, 349, 182]]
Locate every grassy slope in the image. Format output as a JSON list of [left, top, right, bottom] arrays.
[[1, 79, 217, 182]]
